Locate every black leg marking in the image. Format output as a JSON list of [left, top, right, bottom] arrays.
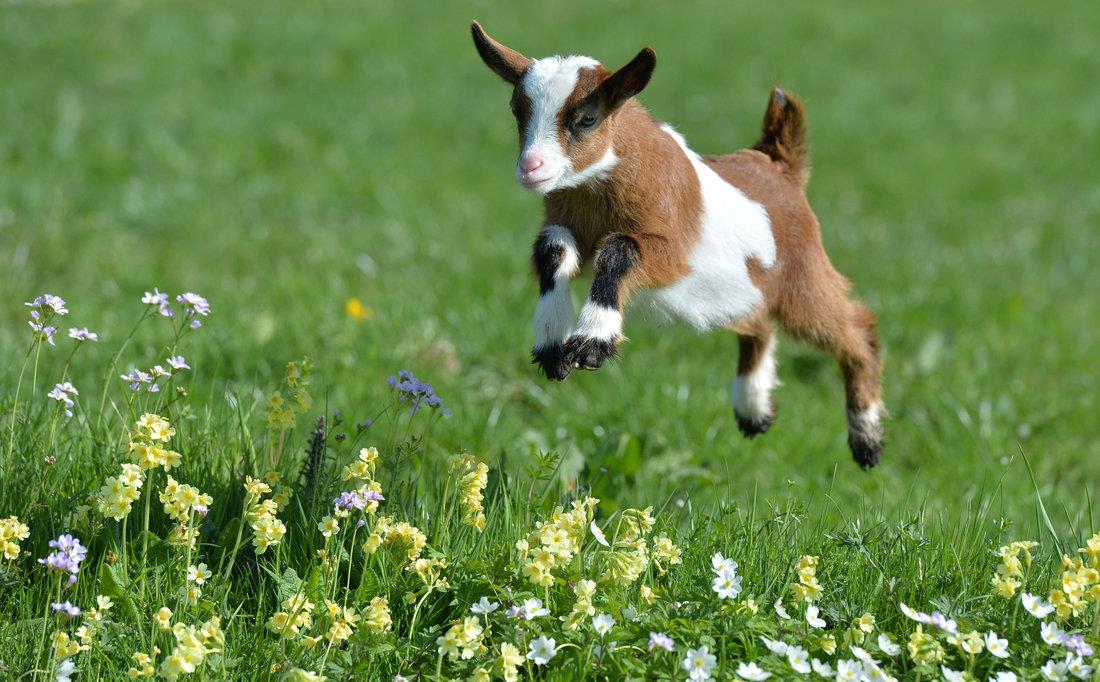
[[533, 231, 566, 295], [564, 336, 618, 371], [532, 343, 572, 381], [587, 234, 639, 310], [735, 407, 775, 439], [849, 433, 883, 470]]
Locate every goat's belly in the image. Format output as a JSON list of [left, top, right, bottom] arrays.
[[639, 247, 765, 331]]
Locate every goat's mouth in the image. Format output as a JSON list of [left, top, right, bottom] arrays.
[[519, 174, 558, 193]]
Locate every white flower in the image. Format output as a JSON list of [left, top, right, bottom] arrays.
[[811, 658, 834, 678], [682, 646, 717, 681], [761, 636, 788, 655], [56, 659, 75, 682], [1066, 655, 1093, 680], [590, 520, 610, 547], [865, 664, 896, 682], [877, 633, 901, 656], [787, 645, 811, 674], [985, 631, 1010, 659], [592, 613, 615, 637], [711, 552, 737, 575], [527, 636, 557, 665], [774, 599, 791, 620], [941, 667, 966, 682], [712, 570, 743, 599], [835, 660, 864, 681], [805, 604, 826, 629], [520, 598, 550, 620], [393, 677, 409, 682], [850, 646, 875, 664], [1041, 621, 1066, 646], [1041, 658, 1069, 681], [991, 672, 1018, 682], [737, 662, 772, 680], [1022, 592, 1055, 618], [470, 596, 499, 615], [899, 602, 931, 624]]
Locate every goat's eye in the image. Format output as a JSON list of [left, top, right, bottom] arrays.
[[577, 114, 597, 128]]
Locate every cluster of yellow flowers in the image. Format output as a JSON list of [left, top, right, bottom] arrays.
[[600, 507, 658, 585], [844, 611, 877, 647], [160, 475, 213, 549], [128, 648, 159, 678], [268, 593, 391, 646], [652, 533, 683, 574], [1049, 532, 1100, 619], [563, 578, 597, 630], [516, 497, 599, 587], [244, 476, 287, 554], [95, 463, 145, 521], [52, 631, 82, 658], [158, 616, 224, 680], [907, 625, 945, 665], [410, 556, 449, 590], [0, 515, 29, 560], [451, 455, 489, 532], [792, 554, 824, 602], [437, 616, 487, 660], [51, 594, 116, 660], [265, 359, 312, 430], [991, 540, 1038, 598], [495, 642, 524, 682], [363, 518, 427, 564], [130, 413, 181, 470]]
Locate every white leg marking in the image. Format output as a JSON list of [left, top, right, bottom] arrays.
[[573, 302, 623, 342], [534, 226, 580, 349], [732, 336, 779, 420], [847, 401, 885, 442]]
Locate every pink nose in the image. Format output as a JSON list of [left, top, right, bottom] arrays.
[[519, 154, 545, 173]]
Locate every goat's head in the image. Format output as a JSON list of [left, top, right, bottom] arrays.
[[471, 21, 656, 195]]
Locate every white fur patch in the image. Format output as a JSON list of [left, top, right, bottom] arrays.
[[534, 225, 580, 348], [847, 401, 884, 441], [519, 55, 602, 194], [573, 303, 622, 341], [732, 336, 779, 420], [640, 125, 776, 331], [556, 148, 619, 190]]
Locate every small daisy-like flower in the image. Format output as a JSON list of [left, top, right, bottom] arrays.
[[592, 613, 614, 637], [806, 603, 826, 628], [811, 658, 835, 677], [787, 645, 811, 674], [835, 660, 864, 681], [648, 632, 674, 652], [470, 596, 499, 615], [1022, 592, 1056, 618], [589, 520, 610, 547], [68, 327, 97, 342], [985, 631, 1010, 658], [992, 672, 1018, 682], [737, 662, 772, 680], [774, 599, 791, 620], [318, 515, 340, 538], [850, 646, 876, 664], [712, 568, 742, 600], [681, 645, 717, 681], [55, 658, 75, 682], [940, 666, 965, 682], [526, 636, 556, 665], [520, 598, 550, 620], [761, 636, 788, 656], [711, 552, 737, 574], [1041, 621, 1065, 646], [187, 563, 212, 585], [1041, 658, 1069, 681], [154, 607, 173, 629]]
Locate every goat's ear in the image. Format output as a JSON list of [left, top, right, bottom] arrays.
[[598, 47, 656, 110], [471, 21, 532, 85]]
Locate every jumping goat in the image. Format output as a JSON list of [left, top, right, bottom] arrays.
[[471, 22, 885, 467]]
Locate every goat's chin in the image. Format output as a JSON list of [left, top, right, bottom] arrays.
[[518, 175, 560, 195]]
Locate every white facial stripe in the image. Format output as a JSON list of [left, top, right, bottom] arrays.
[[732, 336, 779, 420], [534, 226, 579, 348], [519, 55, 600, 193], [574, 303, 622, 341], [556, 148, 619, 190]]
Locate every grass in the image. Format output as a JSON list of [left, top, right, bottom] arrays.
[[0, 0, 1098, 679]]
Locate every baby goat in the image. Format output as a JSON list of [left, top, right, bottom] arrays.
[[471, 22, 885, 467]]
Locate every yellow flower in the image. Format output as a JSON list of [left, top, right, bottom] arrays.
[[154, 607, 173, 629], [318, 515, 340, 538], [820, 634, 837, 655], [345, 297, 372, 321], [497, 642, 524, 682], [452, 456, 489, 532], [858, 612, 876, 633], [187, 563, 212, 585], [364, 596, 392, 633], [907, 626, 944, 665]]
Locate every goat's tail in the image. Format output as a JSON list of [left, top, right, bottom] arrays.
[[753, 86, 810, 187]]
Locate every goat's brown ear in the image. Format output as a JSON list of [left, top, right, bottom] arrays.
[[471, 21, 532, 85], [598, 47, 656, 110]]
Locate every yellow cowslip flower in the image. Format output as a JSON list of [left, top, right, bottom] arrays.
[[1, 515, 30, 560], [154, 607, 173, 629], [452, 456, 489, 532], [992, 574, 1020, 598], [792, 555, 824, 603], [522, 559, 555, 587], [907, 626, 944, 665], [737, 599, 759, 615], [409, 557, 448, 587], [470, 667, 491, 682], [652, 534, 682, 573], [364, 596, 392, 633], [436, 617, 483, 661], [318, 515, 339, 538], [52, 632, 81, 657], [639, 584, 656, 605], [128, 649, 157, 678], [243, 476, 271, 497], [820, 634, 837, 655], [326, 619, 354, 643], [382, 521, 427, 563], [497, 641, 524, 682], [858, 612, 876, 633], [287, 669, 326, 682], [959, 630, 984, 655], [345, 297, 372, 321]]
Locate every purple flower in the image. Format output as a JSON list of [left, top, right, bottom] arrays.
[[142, 288, 174, 317], [1063, 634, 1094, 657], [167, 355, 189, 370], [333, 489, 385, 512], [176, 293, 211, 327], [29, 321, 57, 345], [387, 370, 451, 416], [648, 632, 674, 652], [357, 419, 374, 432], [38, 534, 88, 585], [25, 294, 68, 316], [356, 519, 366, 528], [47, 382, 78, 418], [121, 369, 153, 391], [51, 601, 82, 618], [67, 327, 98, 342], [193, 504, 209, 517]]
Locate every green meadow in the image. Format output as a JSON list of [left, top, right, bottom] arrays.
[[1, 1, 1097, 679]]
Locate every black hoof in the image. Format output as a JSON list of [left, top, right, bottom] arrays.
[[849, 434, 883, 470], [735, 411, 774, 439], [532, 343, 572, 381], [564, 335, 618, 371]]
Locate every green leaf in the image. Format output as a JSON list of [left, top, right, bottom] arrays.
[[99, 563, 129, 599], [275, 567, 302, 604]]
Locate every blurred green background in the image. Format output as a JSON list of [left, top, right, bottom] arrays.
[[2, 0, 1098, 527]]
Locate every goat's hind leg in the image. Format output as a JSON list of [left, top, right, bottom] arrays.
[[732, 320, 780, 437]]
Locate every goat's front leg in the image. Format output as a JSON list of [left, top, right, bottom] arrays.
[[531, 225, 581, 381], [565, 233, 640, 371]]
